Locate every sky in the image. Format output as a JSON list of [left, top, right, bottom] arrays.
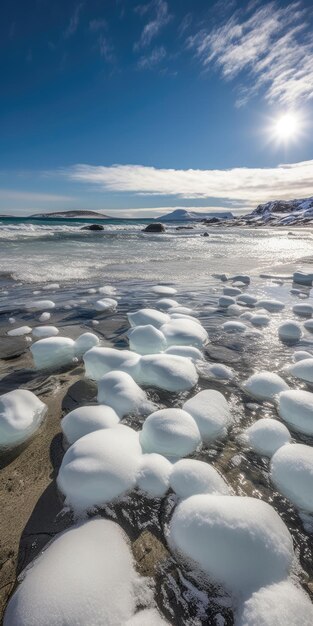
[[1, 0, 313, 217]]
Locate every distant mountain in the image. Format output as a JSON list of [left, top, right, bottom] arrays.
[[157, 208, 234, 221], [30, 210, 111, 219], [229, 197, 313, 227]]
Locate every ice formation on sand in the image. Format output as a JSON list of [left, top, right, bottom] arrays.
[[236, 294, 257, 306], [292, 303, 313, 317], [250, 314, 270, 328], [240, 418, 291, 457], [136, 453, 172, 497], [95, 298, 118, 312], [222, 321, 247, 333], [293, 271, 313, 286], [84, 347, 140, 381], [156, 298, 179, 310], [32, 325, 59, 338], [168, 495, 293, 594], [287, 357, 313, 383], [277, 389, 313, 435], [4, 518, 143, 626], [160, 318, 208, 348], [97, 370, 154, 418], [293, 350, 312, 361], [218, 296, 236, 308], [238, 580, 313, 626], [57, 425, 141, 512], [7, 325, 32, 336], [271, 443, 313, 513], [98, 285, 117, 295], [128, 308, 170, 329], [165, 345, 204, 361], [139, 409, 201, 459], [227, 304, 242, 316], [38, 311, 51, 322], [223, 286, 242, 296], [170, 459, 230, 499], [128, 324, 167, 355], [278, 321, 302, 342], [151, 285, 177, 295], [183, 390, 231, 441], [0, 389, 47, 449], [26, 299, 55, 311], [196, 361, 234, 381], [61, 405, 120, 445], [303, 319, 313, 333], [243, 371, 289, 401], [170, 312, 201, 325], [136, 354, 198, 392], [231, 274, 250, 284], [31, 333, 100, 369], [256, 299, 285, 312]]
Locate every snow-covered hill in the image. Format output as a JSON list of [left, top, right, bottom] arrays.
[[157, 208, 234, 221], [30, 210, 111, 219], [232, 197, 313, 227]]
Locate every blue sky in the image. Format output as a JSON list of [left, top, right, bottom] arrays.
[[1, 0, 313, 216]]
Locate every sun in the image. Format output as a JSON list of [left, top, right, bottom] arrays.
[[273, 112, 300, 142]]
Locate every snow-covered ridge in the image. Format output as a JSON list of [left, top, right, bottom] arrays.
[[230, 196, 313, 227], [157, 208, 234, 221]]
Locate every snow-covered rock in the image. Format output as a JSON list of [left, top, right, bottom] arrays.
[[270, 443, 313, 513], [139, 408, 201, 459], [238, 580, 313, 626], [31, 337, 76, 369], [196, 361, 234, 381], [231, 274, 250, 285], [223, 287, 242, 296], [97, 370, 153, 418], [256, 299, 285, 312], [160, 318, 208, 348], [219, 296, 236, 308], [128, 324, 167, 355], [0, 389, 47, 449], [227, 304, 243, 316], [61, 405, 120, 445], [222, 321, 247, 333], [165, 345, 204, 361], [243, 371, 289, 401], [156, 298, 179, 310], [26, 299, 55, 311], [293, 350, 312, 361], [7, 325, 32, 336], [167, 306, 195, 316], [95, 298, 118, 312], [170, 312, 201, 325], [57, 425, 142, 512], [278, 321, 302, 342], [168, 495, 293, 594], [240, 418, 291, 457], [183, 390, 231, 441], [74, 332, 100, 357], [287, 357, 313, 382], [128, 308, 170, 329], [151, 285, 177, 295], [293, 303, 313, 317], [136, 453, 172, 497], [32, 325, 59, 338], [84, 347, 140, 381], [237, 294, 257, 306], [4, 518, 142, 626], [250, 314, 270, 327], [38, 311, 51, 322], [170, 459, 230, 499], [136, 353, 198, 392], [277, 389, 313, 435], [293, 271, 313, 286], [303, 319, 313, 333]]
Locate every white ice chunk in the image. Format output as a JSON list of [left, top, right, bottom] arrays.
[[98, 370, 154, 417], [160, 318, 208, 348], [293, 350, 312, 361], [256, 299, 285, 312], [136, 353, 198, 392], [293, 303, 313, 317], [303, 319, 313, 333], [287, 357, 313, 383], [240, 418, 291, 457], [8, 317, 15, 324], [4, 518, 141, 626], [270, 443, 313, 513], [95, 298, 117, 312], [167, 306, 195, 316], [57, 425, 142, 512], [156, 298, 179, 310], [277, 389, 313, 435], [84, 347, 140, 381], [223, 287, 242, 296], [137, 453, 172, 497], [243, 371, 289, 401], [7, 325, 32, 336], [293, 271, 313, 286], [250, 314, 270, 327], [151, 285, 177, 295], [170, 459, 230, 499], [32, 325, 59, 338], [183, 389, 231, 441], [227, 304, 242, 316], [38, 311, 51, 322], [98, 285, 117, 295], [168, 495, 293, 594], [0, 389, 47, 449], [31, 337, 75, 369], [128, 324, 167, 355], [165, 345, 204, 361], [237, 294, 257, 306], [218, 296, 236, 308], [170, 313, 202, 325], [238, 580, 313, 626], [128, 308, 170, 329], [26, 299, 55, 311], [278, 320, 303, 342], [61, 405, 120, 445], [196, 361, 234, 381], [140, 408, 201, 459], [222, 321, 247, 333], [74, 332, 100, 357]]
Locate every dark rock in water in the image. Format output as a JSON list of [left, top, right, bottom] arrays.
[[175, 226, 194, 230], [142, 223, 165, 233], [202, 217, 221, 224], [81, 224, 104, 231], [203, 232, 209, 237], [205, 344, 241, 364]]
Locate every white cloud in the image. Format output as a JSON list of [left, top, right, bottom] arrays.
[[134, 0, 171, 50], [188, 1, 313, 106], [66, 160, 313, 205], [137, 45, 166, 69], [64, 2, 84, 38]]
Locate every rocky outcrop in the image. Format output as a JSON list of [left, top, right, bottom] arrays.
[[142, 223, 165, 233], [81, 224, 104, 231], [225, 197, 313, 228]]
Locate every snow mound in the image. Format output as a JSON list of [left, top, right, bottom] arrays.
[[183, 390, 231, 441], [278, 321, 302, 342], [26, 299, 55, 311], [165, 345, 204, 361], [277, 389, 313, 435], [250, 314, 270, 328], [7, 325, 32, 336], [232, 274, 250, 284], [271, 443, 313, 513], [73, 332, 100, 356], [293, 271, 313, 286], [237, 294, 257, 306], [136, 353, 198, 392], [293, 303, 313, 317], [128, 308, 170, 329], [161, 318, 208, 348], [128, 324, 167, 355], [32, 325, 59, 338], [151, 285, 177, 295], [293, 350, 312, 361], [222, 321, 247, 333], [227, 304, 243, 316], [140, 408, 201, 459], [98, 285, 117, 295], [219, 296, 236, 308], [243, 371, 289, 401], [156, 297, 179, 310], [168, 495, 293, 594], [303, 319, 313, 333], [84, 347, 140, 381], [238, 580, 313, 626], [240, 311, 253, 321], [97, 370, 154, 417], [287, 357, 313, 382], [196, 361, 234, 381], [137, 453, 172, 497], [39, 311, 51, 322], [256, 299, 285, 312], [0, 389, 47, 449], [170, 312, 202, 325], [223, 286, 242, 296], [31, 337, 75, 369], [57, 425, 142, 512], [240, 418, 291, 457], [4, 518, 141, 626], [61, 405, 120, 445], [95, 298, 118, 312], [170, 459, 230, 499]]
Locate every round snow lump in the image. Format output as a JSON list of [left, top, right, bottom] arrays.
[[156, 298, 179, 310], [7, 325, 32, 337], [4, 518, 140, 626], [222, 321, 247, 333], [136, 353, 198, 392], [160, 318, 208, 348], [151, 285, 177, 295], [31, 337, 76, 369], [278, 320, 302, 342], [256, 299, 285, 312], [61, 405, 120, 445], [165, 345, 203, 361], [95, 298, 118, 312], [128, 324, 167, 355], [183, 390, 231, 441], [32, 325, 59, 338], [277, 389, 313, 435], [74, 332, 100, 356], [0, 389, 47, 449], [84, 347, 140, 381], [168, 495, 293, 594], [218, 296, 236, 308], [137, 453, 172, 497], [170, 459, 230, 499], [288, 357, 313, 383], [128, 308, 170, 329], [243, 371, 289, 401], [293, 350, 312, 362], [26, 299, 55, 311], [97, 370, 152, 418], [139, 409, 201, 459], [293, 303, 313, 317], [270, 443, 313, 513], [240, 418, 291, 457], [250, 314, 270, 328], [238, 580, 313, 626], [57, 425, 142, 512]]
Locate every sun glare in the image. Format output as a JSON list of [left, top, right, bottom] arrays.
[[273, 112, 300, 142]]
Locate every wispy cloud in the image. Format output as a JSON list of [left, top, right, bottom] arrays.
[[134, 0, 172, 50], [178, 13, 192, 38], [188, 1, 313, 106], [97, 35, 115, 63], [137, 45, 166, 69], [64, 2, 84, 38], [66, 160, 313, 205], [89, 19, 107, 32]]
